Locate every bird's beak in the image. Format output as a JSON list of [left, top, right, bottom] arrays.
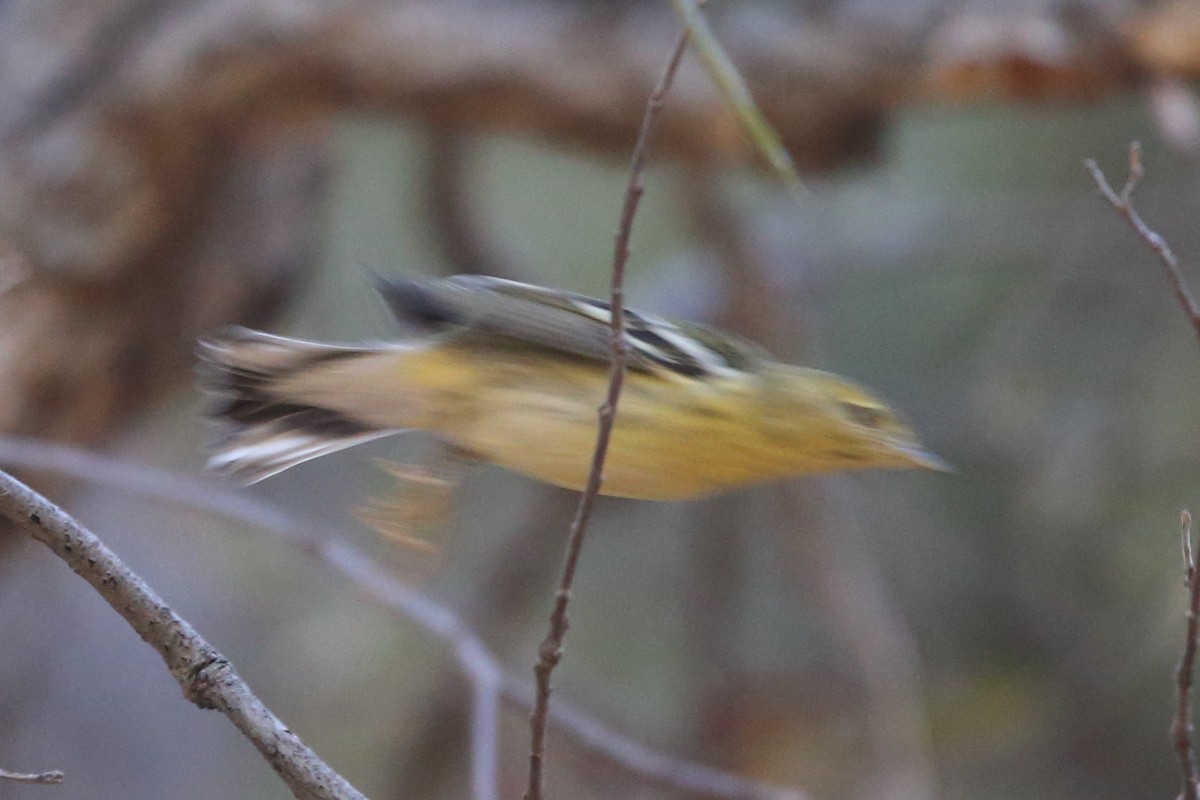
[[897, 444, 955, 473]]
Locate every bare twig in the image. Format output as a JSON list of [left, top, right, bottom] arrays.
[[0, 767, 65, 785], [1175, 510, 1200, 800], [1084, 142, 1200, 347], [0, 470, 367, 800], [524, 26, 690, 800], [0, 436, 808, 800]]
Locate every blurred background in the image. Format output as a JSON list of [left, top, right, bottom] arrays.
[[3, 1, 1200, 799]]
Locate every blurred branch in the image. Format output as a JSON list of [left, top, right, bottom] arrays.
[[391, 488, 575, 798], [7, 0, 1172, 278], [1148, 80, 1200, 157], [0, 136, 320, 450], [425, 128, 517, 280], [669, 0, 801, 191], [1174, 510, 1200, 800], [0, 767, 65, 785], [679, 165, 780, 767], [525, 25, 688, 800], [326, 542, 503, 800], [684, 162, 935, 800], [504, 674, 802, 800], [0, 435, 809, 800], [1085, 142, 1200, 347], [681, 165, 792, 351], [783, 485, 937, 800], [0, 469, 366, 800]]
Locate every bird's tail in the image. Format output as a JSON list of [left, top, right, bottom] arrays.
[[197, 327, 402, 483]]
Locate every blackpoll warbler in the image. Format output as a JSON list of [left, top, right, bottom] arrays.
[[198, 275, 947, 500]]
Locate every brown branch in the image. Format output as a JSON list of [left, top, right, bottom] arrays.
[[524, 27, 690, 800], [0, 767, 65, 785], [1175, 509, 1200, 800], [1084, 142, 1200, 348], [0, 469, 367, 800], [0, 435, 810, 800]]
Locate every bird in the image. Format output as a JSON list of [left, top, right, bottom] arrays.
[[197, 274, 947, 500]]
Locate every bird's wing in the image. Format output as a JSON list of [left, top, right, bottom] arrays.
[[375, 274, 770, 380]]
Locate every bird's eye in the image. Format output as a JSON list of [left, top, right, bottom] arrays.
[[840, 401, 885, 429]]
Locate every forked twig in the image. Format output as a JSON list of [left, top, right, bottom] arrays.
[[1084, 142, 1200, 346]]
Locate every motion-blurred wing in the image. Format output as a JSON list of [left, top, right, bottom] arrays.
[[376, 274, 768, 380]]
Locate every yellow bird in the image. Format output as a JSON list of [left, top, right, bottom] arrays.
[[198, 275, 947, 500]]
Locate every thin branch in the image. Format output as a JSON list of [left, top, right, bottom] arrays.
[[1084, 142, 1200, 348], [1089, 149, 1200, 799], [0, 767, 65, 785], [0, 436, 809, 800], [0, 469, 367, 800], [1175, 510, 1200, 800], [524, 26, 689, 800]]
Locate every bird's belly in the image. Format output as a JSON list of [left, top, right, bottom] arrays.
[[441, 376, 772, 500]]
